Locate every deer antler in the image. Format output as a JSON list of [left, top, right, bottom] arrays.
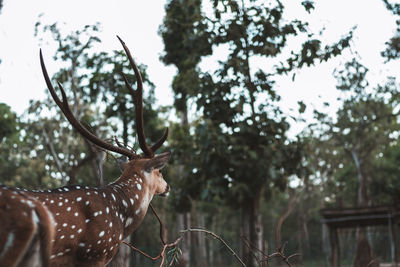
[[39, 36, 169, 160], [117, 36, 169, 158]]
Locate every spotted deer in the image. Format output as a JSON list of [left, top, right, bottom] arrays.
[[0, 36, 171, 267]]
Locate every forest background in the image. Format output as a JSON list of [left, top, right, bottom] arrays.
[[1, 0, 400, 266]]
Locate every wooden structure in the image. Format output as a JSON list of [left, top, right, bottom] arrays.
[[320, 206, 400, 267]]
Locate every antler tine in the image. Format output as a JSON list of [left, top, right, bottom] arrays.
[[117, 36, 169, 158], [40, 49, 136, 159], [40, 49, 63, 108], [151, 128, 169, 152]]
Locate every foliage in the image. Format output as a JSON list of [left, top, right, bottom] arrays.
[[312, 58, 400, 207]]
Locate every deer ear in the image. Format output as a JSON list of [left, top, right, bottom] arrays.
[[144, 151, 171, 172]]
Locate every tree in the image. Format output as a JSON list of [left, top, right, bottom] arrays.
[[160, 0, 212, 265], [196, 1, 353, 265], [382, 0, 400, 61], [160, 0, 353, 265], [330, 59, 400, 207], [0, 103, 20, 184]]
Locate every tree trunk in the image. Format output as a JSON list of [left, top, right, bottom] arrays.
[[351, 149, 377, 266], [298, 176, 311, 261], [329, 227, 340, 267], [177, 212, 191, 266], [241, 190, 263, 267], [351, 149, 367, 207], [193, 211, 207, 267]]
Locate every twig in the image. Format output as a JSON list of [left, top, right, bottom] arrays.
[[240, 235, 263, 265], [180, 228, 246, 267], [123, 236, 183, 267], [150, 203, 166, 245]]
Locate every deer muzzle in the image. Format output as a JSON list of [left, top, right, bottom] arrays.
[[159, 185, 170, 197]]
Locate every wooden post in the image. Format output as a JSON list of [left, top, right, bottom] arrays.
[[329, 226, 340, 267]]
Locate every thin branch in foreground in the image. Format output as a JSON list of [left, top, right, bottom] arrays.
[[179, 228, 246, 267], [123, 236, 183, 267]]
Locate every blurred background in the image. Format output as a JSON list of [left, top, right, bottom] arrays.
[[1, 0, 400, 266]]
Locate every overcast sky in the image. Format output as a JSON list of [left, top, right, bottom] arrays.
[[0, 0, 399, 135]]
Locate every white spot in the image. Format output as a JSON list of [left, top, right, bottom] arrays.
[[125, 217, 133, 227], [65, 248, 71, 253], [111, 193, 116, 201], [26, 200, 34, 208], [74, 212, 78, 217], [136, 184, 142, 190], [97, 240, 101, 244], [99, 231, 105, 237], [64, 199, 69, 203], [135, 209, 140, 215], [50, 255, 56, 259], [85, 219, 90, 223], [78, 229, 82, 234], [63, 223, 68, 227], [71, 225, 76, 229], [122, 199, 128, 208], [0, 232, 15, 259], [86, 192, 91, 196], [109, 237, 112, 242], [58, 202, 63, 206], [79, 243, 85, 247], [102, 192, 106, 198], [60, 235, 65, 239], [85, 201, 90, 205], [94, 191, 98, 195], [57, 252, 63, 256], [50, 200, 54, 204], [76, 197, 82, 202], [94, 212, 99, 217], [66, 207, 71, 211], [109, 222, 112, 227], [76, 186, 81, 189], [86, 248, 91, 253], [106, 207, 109, 214], [130, 198, 134, 205], [70, 235, 75, 239], [64, 188, 69, 192], [119, 234, 122, 240], [135, 194, 139, 200]]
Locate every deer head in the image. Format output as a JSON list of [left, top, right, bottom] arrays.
[[0, 36, 171, 267]]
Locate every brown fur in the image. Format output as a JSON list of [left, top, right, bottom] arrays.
[[0, 152, 170, 266], [0, 188, 54, 267]]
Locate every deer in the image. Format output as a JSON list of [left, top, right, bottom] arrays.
[[0, 36, 171, 267]]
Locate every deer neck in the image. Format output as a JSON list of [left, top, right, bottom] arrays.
[[108, 171, 153, 236]]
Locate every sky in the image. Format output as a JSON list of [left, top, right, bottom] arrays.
[[0, 0, 400, 135]]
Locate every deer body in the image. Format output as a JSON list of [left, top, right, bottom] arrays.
[[0, 37, 171, 266], [0, 153, 170, 267]]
